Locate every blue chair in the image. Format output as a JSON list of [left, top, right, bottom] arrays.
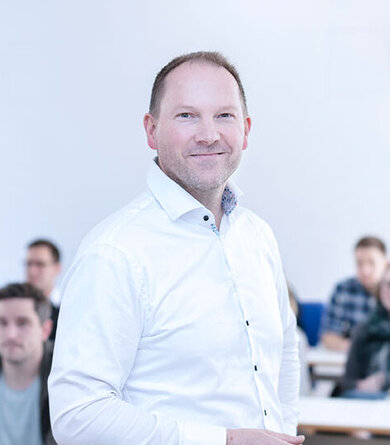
[[298, 302, 325, 347]]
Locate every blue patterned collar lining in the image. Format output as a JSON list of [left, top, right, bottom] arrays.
[[221, 186, 238, 215]]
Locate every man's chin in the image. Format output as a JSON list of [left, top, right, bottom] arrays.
[[360, 281, 377, 292], [3, 355, 25, 366], [1, 347, 25, 363]]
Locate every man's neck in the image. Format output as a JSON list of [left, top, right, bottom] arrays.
[[156, 159, 227, 229], [2, 346, 43, 390], [42, 285, 54, 299], [190, 187, 225, 230]]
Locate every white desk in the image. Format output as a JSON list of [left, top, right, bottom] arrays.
[[298, 396, 390, 435], [306, 346, 347, 379], [306, 346, 346, 367]]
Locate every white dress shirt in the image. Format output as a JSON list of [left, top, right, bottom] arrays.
[[49, 160, 299, 445]]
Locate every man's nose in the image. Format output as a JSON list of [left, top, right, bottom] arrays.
[[361, 265, 372, 276], [4, 324, 19, 340], [193, 118, 220, 145]]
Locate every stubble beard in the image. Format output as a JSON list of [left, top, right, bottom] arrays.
[[159, 150, 241, 199]]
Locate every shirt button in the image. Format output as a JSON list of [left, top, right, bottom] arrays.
[[254, 365, 258, 371], [203, 215, 209, 221], [264, 409, 267, 416], [245, 320, 250, 326]]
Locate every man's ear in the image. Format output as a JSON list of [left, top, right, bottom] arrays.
[[143, 113, 158, 150], [242, 116, 252, 151], [42, 319, 53, 342]]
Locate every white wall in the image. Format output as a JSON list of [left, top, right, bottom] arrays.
[[1, 1, 390, 301]]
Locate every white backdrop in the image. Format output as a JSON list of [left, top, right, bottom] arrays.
[[1, 1, 390, 301]]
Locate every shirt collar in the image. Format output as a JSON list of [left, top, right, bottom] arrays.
[[146, 158, 242, 221]]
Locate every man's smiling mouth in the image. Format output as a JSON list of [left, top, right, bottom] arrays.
[[189, 152, 226, 156]]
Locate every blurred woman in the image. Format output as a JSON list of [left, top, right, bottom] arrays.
[[338, 263, 390, 399]]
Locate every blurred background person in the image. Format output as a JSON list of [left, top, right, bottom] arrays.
[[0, 283, 56, 445], [336, 263, 390, 399], [25, 239, 62, 341], [321, 236, 388, 351]]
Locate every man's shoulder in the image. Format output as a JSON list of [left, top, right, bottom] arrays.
[[233, 206, 282, 261], [77, 189, 160, 255], [235, 206, 280, 249], [235, 206, 274, 236]]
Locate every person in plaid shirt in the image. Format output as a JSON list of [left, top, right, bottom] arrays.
[[321, 236, 388, 351]]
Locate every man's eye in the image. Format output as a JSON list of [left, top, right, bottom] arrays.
[[219, 113, 232, 118], [178, 113, 191, 118]]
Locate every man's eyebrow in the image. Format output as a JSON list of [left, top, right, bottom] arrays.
[[173, 105, 198, 111], [216, 105, 240, 112]]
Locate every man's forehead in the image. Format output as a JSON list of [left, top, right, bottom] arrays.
[[165, 60, 238, 88], [355, 246, 385, 258], [28, 245, 52, 258], [0, 298, 36, 316], [160, 61, 242, 109]]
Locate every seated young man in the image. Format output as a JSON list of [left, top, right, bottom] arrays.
[[0, 282, 56, 445], [321, 236, 388, 351]]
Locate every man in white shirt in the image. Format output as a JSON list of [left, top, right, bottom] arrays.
[[49, 52, 304, 445]]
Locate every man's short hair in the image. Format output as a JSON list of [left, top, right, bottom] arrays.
[[0, 283, 52, 323], [28, 239, 61, 263], [355, 236, 386, 255], [149, 51, 248, 118]]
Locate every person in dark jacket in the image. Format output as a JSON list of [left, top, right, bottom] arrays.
[[338, 263, 390, 399], [25, 239, 62, 341], [0, 282, 56, 444]]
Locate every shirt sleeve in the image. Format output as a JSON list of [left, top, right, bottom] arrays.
[[277, 280, 300, 435], [267, 230, 300, 436], [48, 243, 226, 445]]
